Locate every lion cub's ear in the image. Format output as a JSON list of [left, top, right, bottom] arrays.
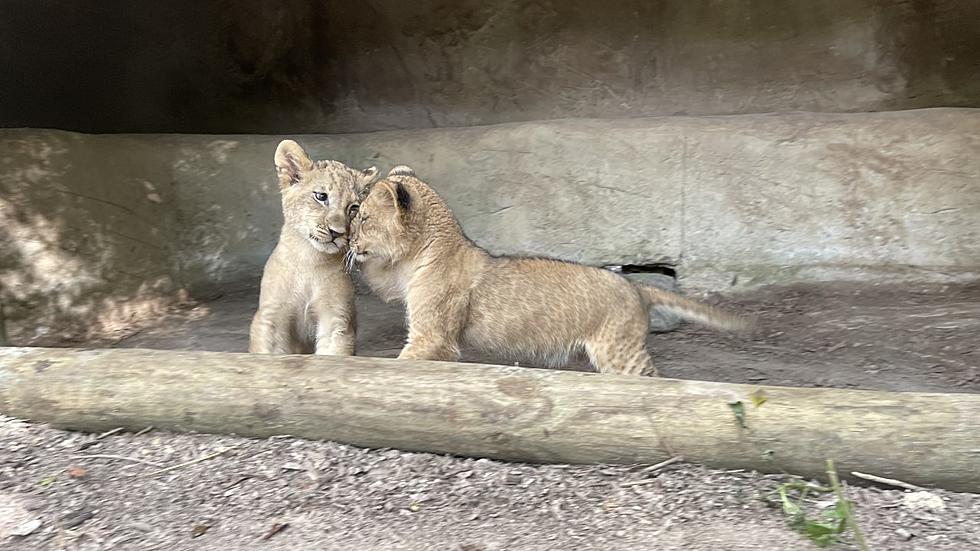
[[378, 181, 412, 212], [356, 166, 379, 193], [274, 140, 314, 189]]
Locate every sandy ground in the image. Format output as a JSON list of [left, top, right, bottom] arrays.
[[113, 280, 980, 393], [2, 280, 979, 550]]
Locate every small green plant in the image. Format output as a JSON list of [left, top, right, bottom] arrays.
[[766, 460, 869, 549], [826, 459, 870, 551], [728, 400, 747, 428], [38, 475, 58, 486]]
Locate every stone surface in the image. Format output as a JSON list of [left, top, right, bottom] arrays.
[[3, 109, 979, 341], [1, 1, 980, 134], [0, 132, 183, 343], [167, 109, 980, 291]]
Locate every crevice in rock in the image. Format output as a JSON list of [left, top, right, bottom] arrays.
[[611, 263, 678, 279]]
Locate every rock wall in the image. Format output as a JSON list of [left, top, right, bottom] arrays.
[[3, 109, 978, 342], [0, 132, 183, 343], [172, 110, 980, 290], [2, 1, 979, 134]]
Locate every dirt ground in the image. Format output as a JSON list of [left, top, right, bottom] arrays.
[[2, 280, 979, 550], [112, 279, 980, 393], [2, 416, 979, 551]]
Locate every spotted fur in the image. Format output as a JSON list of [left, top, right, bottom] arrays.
[[349, 168, 749, 376]]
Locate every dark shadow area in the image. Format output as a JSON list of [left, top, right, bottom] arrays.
[[2, 0, 980, 134]]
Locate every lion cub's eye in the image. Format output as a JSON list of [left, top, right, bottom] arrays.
[[313, 191, 329, 204], [347, 203, 360, 218]]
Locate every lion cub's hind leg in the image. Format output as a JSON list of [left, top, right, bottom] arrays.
[[583, 309, 657, 376], [584, 338, 656, 377]]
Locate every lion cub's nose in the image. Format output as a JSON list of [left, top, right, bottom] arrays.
[[329, 228, 344, 239]]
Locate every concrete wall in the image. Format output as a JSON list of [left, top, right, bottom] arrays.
[[2, 1, 980, 134], [0, 132, 183, 343], [3, 109, 978, 342]]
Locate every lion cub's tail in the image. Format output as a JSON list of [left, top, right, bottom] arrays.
[[637, 285, 751, 332]]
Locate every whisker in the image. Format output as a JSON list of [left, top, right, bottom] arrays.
[[344, 248, 357, 273]]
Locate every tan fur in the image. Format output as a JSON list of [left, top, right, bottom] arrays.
[[249, 140, 378, 355], [349, 167, 748, 376]]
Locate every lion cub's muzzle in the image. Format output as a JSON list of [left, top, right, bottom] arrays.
[[348, 219, 367, 261], [309, 224, 348, 252], [347, 237, 369, 263], [344, 228, 366, 272]]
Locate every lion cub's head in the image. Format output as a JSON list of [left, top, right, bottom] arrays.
[[349, 165, 421, 265], [274, 139, 378, 254]]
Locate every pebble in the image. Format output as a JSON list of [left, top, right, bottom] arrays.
[[903, 491, 946, 512], [131, 521, 155, 532], [11, 518, 41, 537], [895, 528, 914, 540]]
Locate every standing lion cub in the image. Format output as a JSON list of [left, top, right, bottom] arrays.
[[249, 140, 377, 355], [349, 166, 749, 376]]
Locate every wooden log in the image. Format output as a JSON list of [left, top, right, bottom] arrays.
[[1, 347, 979, 492]]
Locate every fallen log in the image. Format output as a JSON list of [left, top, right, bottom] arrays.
[[1, 347, 978, 492]]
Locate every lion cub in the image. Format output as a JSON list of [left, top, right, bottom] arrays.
[[249, 140, 378, 355], [349, 166, 748, 376]]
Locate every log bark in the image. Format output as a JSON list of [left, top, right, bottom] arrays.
[[1, 347, 979, 492]]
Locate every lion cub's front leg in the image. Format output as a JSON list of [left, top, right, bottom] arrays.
[[398, 336, 459, 362], [398, 292, 465, 362], [314, 313, 355, 356], [311, 280, 356, 356], [249, 307, 294, 354]]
